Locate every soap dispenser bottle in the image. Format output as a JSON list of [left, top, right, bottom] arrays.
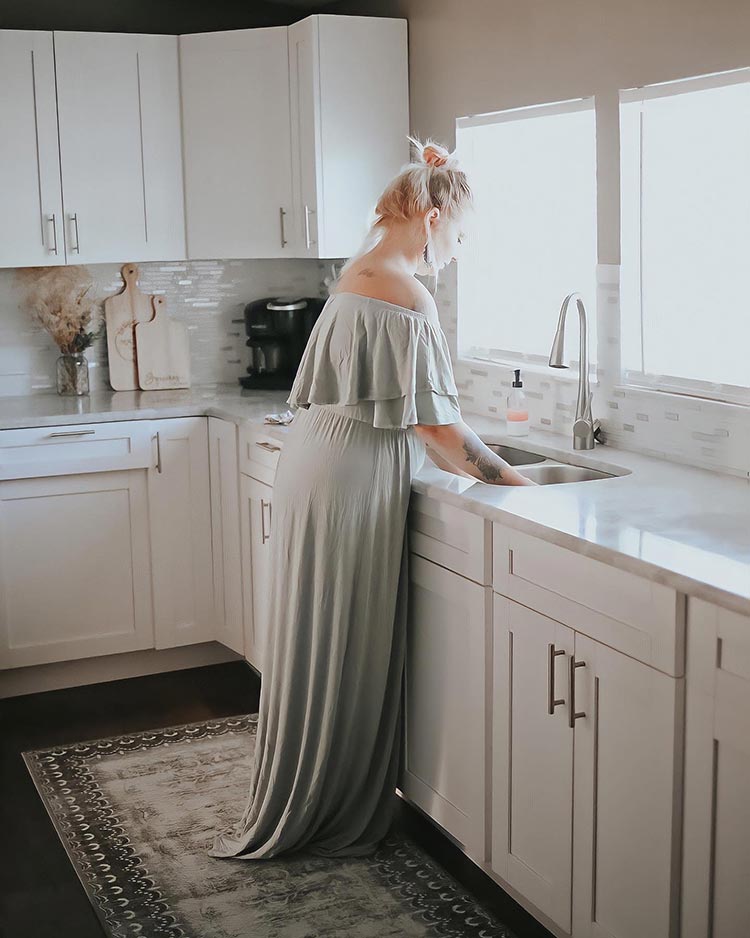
[[506, 369, 529, 436]]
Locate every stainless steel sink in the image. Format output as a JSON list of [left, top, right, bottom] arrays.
[[515, 464, 615, 485], [485, 443, 547, 466]]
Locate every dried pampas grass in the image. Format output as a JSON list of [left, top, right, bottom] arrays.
[[16, 265, 104, 355]]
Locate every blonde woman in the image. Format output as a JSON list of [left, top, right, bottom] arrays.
[[209, 136, 534, 864]]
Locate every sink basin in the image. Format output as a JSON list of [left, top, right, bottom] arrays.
[[484, 443, 547, 466], [516, 464, 615, 484]]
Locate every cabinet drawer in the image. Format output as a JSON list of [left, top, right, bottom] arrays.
[[408, 492, 491, 585], [238, 425, 284, 485], [0, 421, 154, 480], [493, 525, 684, 675]]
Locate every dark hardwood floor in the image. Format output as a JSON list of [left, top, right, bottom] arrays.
[[0, 662, 553, 938]]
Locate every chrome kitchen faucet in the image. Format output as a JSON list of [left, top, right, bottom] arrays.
[[549, 292, 598, 451]]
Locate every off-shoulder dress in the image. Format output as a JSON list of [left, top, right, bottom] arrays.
[[208, 290, 463, 860]]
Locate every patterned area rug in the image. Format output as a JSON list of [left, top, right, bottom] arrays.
[[23, 713, 515, 938]]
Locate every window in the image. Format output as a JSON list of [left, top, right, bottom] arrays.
[[455, 98, 597, 369], [620, 68, 750, 403]]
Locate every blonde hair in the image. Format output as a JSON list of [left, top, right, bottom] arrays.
[[335, 135, 473, 279]]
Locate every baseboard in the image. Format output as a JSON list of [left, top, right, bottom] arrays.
[[0, 642, 244, 699]]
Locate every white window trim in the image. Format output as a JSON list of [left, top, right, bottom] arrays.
[[619, 66, 750, 405]]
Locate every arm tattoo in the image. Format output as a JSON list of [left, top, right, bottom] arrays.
[[357, 268, 376, 278], [461, 440, 504, 482]]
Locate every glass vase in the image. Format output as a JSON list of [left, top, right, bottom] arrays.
[[56, 352, 89, 396]]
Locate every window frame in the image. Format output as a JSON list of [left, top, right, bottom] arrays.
[[619, 66, 750, 406]]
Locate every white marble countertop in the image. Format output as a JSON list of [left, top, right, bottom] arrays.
[[1, 386, 748, 615]]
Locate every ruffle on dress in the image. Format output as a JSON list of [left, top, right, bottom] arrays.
[[286, 292, 463, 429]]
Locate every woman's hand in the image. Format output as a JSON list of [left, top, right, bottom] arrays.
[[414, 421, 538, 486]]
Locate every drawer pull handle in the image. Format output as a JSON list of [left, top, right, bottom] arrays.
[[547, 643, 566, 715], [48, 429, 96, 438], [46, 213, 58, 255], [69, 212, 81, 254], [568, 656, 587, 728], [255, 441, 281, 453], [260, 498, 272, 544], [279, 206, 288, 248]]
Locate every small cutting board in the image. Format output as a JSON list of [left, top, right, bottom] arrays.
[[104, 264, 154, 391], [135, 294, 191, 390]]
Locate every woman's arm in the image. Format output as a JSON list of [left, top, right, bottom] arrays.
[[414, 421, 537, 486]]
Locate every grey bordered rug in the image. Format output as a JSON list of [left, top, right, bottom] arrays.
[[23, 712, 515, 938]]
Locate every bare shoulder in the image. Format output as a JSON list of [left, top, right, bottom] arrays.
[[335, 263, 438, 322]]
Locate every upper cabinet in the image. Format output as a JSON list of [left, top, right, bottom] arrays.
[[0, 31, 65, 267], [181, 14, 410, 260], [0, 30, 185, 268]]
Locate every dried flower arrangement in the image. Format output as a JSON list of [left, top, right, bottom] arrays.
[[16, 265, 104, 354]]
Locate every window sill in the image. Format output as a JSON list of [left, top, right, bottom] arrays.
[[457, 354, 600, 387]]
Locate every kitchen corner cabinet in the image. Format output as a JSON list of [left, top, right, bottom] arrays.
[[493, 592, 682, 938], [0, 29, 185, 268], [681, 600, 750, 938], [240, 473, 273, 674], [0, 31, 64, 268], [180, 14, 409, 260], [402, 552, 488, 862], [208, 418, 244, 656], [148, 418, 213, 650]]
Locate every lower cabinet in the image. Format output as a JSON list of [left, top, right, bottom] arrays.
[[148, 417, 214, 649], [402, 552, 488, 862], [0, 469, 154, 667], [682, 599, 750, 938], [208, 417, 244, 655], [493, 594, 682, 938], [240, 472, 274, 673]]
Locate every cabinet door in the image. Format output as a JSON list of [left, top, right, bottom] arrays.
[[0, 30, 64, 267], [402, 554, 487, 861], [240, 473, 274, 674], [288, 17, 321, 257], [180, 28, 293, 260], [492, 595, 574, 933], [54, 31, 185, 264], [572, 633, 682, 938], [208, 418, 244, 655], [0, 470, 153, 668], [148, 418, 213, 650], [682, 600, 750, 938]]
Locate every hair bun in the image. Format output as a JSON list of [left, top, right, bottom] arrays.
[[422, 144, 450, 168]]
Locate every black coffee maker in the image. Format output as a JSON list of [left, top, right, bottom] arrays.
[[239, 296, 326, 390]]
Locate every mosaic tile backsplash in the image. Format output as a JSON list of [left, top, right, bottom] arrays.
[[0, 258, 328, 395]]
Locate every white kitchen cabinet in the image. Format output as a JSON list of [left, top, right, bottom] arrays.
[[208, 417, 244, 656], [0, 30, 64, 268], [492, 593, 682, 938], [240, 473, 274, 674], [180, 27, 294, 260], [288, 15, 409, 258], [0, 470, 153, 668], [402, 553, 488, 862], [572, 632, 682, 938], [148, 418, 214, 650], [682, 600, 750, 938], [54, 31, 185, 264], [492, 596, 574, 933]]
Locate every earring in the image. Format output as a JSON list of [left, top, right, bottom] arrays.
[[423, 228, 435, 269]]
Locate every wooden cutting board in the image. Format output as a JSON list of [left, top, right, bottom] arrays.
[[135, 294, 191, 390], [104, 264, 154, 391]]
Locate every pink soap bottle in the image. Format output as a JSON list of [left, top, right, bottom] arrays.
[[506, 369, 529, 436]]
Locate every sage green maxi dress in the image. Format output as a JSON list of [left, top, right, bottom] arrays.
[[208, 290, 462, 861]]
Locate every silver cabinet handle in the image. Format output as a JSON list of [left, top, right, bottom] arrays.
[[548, 643, 566, 714], [304, 204, 316, 249], [255, 441, 281, 453], [48, 428, 95, 438], [46, 213, 58, 255], [154, 432, 162, 473], [279, 207, 288, 248], [260, 498, 272, 544], [69, 213, 80, 254], [568, 656, 587, 728]]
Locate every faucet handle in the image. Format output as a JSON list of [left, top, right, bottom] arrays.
[[593, 419, 603, 444]]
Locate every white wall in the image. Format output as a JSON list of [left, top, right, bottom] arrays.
[[330, 0, 750, 477]]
